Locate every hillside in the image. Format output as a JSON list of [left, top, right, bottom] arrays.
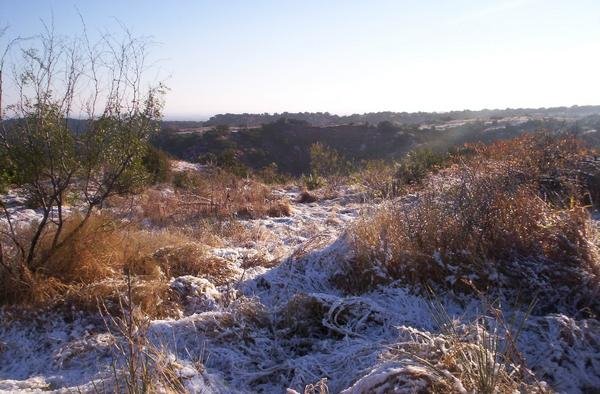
[[2, 133, 600, 392], [203, 105, 600, 127], [155, 114, 600, 176]]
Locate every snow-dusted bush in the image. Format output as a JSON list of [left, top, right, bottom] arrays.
[[343, 133, 600, 315]]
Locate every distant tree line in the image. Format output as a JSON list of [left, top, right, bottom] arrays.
[[202, 105, 600, 128]]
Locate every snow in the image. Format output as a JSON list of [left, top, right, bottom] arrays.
[[1, 187, 599, 393], [171, 160, 208, 173]]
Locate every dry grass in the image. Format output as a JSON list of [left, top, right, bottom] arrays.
[[240, 253, 280, 270], [100, 275, 188, 393], [267, 199, 293, 217], [145, 244, 238, 286], [341, 133, 600, 313], [276, 293, 331, 338], [0, 211, 239, 316], [381, 296, 547, 394], [142, 168, 289, 222], [297, 190, 318, 203], [351, 159, 398, 200]]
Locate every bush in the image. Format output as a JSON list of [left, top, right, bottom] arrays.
[[172, 171, 201, 190], [395, 148, 448, 185], [0, 208, 250, 315], [0, 213, 185, 316], [146, 168, 286, 221], [142, 146, 172, 184], [309, 142, 352, 180], [302, 173, 325, 190], [352, 160, 398, 199], [256, 162, 288, 184], [341, 133, 600, 314], [216, 149, 250, 177]]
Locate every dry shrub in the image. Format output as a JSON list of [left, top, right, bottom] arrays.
[[267, 199, 292, 217], [240, 253, 280, 270], [146, 244, 238, 285], [101, 276, 187, 393], [67, 278, 176, 318], [465, 132, 600, 208], [0, 213, 200, 316], [277, 293, 331, 338], [352, 159, 398, 200], [297, 190, 318, 204], [383, 326, 548, 393], [136, 169, 289, 229], [343, 133, 600, 314], [193, 297, 270, 343], [379, 297, 548, 394]]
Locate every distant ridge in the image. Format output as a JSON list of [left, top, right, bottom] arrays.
[[203, 105, 600, 127]]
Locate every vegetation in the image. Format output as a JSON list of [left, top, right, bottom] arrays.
[[395, 148, 449, 185], [203, 106, 600, 127], [341, 133, 600, 315], [0, 24, 164, 303], [142, 146, 172, 184], [3, 14, 600, 394]]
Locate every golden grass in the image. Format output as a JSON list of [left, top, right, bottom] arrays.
[[142, 168, 289, 222], [0, 212, 239, 316], [267, 199, 292, 217], [341, 133, 600, 311], [240, 253, 280, 270]]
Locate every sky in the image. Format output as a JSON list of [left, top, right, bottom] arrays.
[[1, 0, 600, 120]]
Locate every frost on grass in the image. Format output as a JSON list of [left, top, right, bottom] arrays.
[[1, 187, 600, 393]]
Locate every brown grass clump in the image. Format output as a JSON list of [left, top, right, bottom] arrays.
[[342, 133, 600, 313], [136, 169, 290, 228], [277, 293, 331, 338], [147, 244, 238, 285], [297, 190, 318, 203], [267, 199, 292, 217], [352, 159, 398, 200], [378, 297, 548, 394], [0, 213, 220, 316], [240, 254, 280, 270]]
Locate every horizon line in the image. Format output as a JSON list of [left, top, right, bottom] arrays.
[[162, 103, 600, 121]]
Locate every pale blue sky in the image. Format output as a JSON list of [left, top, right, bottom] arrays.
[[2, 0, 600, 119]]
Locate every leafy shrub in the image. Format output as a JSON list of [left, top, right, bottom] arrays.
[[309, 142, 352, 180], [142, 146, 172, 184], [214, 149, 250, 177], [395, 148, 448, 185]]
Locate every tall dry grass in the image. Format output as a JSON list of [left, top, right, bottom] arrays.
[[160, 168, 290, 220], [341, 133, 600, 314], [0, 212, 238, 316]]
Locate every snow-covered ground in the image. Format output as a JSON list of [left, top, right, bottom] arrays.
[[171, 161, 209, 173], [1, 187, 599, 393]]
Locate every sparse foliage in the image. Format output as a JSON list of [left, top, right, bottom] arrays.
[[309, 142, 352, 182], [0, 21, 165, 284]]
